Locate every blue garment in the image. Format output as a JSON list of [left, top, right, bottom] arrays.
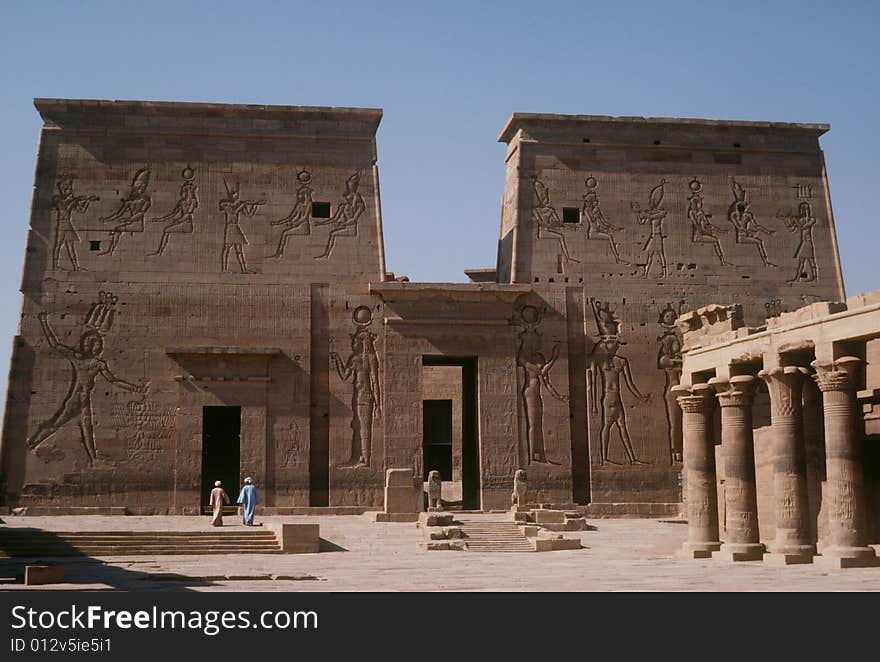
[[236, 484, 260, 525]]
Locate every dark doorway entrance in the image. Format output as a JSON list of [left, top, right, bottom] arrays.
[[422, 357, 479, 509], [200, 406, 241, 513], [423, 399, 453, 481]]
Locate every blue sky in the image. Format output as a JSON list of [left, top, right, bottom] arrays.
[[0, 0, 877, 399]]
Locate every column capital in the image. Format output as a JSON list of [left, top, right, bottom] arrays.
[[759, 366, 809, 417], [709, 374, 756, 407], [811, 356, 862, 392], [672, 383, 714, 413]]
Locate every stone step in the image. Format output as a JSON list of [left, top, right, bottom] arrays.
[[457, 518, 534, 553]]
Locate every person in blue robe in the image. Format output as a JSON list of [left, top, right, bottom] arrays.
[[236, 476, 260, 526]]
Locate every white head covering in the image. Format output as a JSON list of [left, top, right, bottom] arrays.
[[214, 481, 221, 487], [244, 477, 253, 484]]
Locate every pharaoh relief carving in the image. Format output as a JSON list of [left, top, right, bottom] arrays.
[[532, 178, 577, 272], [686, 178, 730, 266], [268, 168, 313, 259], [657, 303, 685, 464], [27, 292, 150, 465], [314, 172, 366, 259], [583, 176, 627, 264], [777, 185, 819, 283], [514, 303, 567, 464], [276, 420, 305, 468], [727, 179, 777, 267], [587, 298, 650, 466], [148, 166, 198, 256], [630, 179, 669, 278], [98, 167, 152, 256], [51, 174, 99, 271], [219, 180, 265, 274], [331, 305, 381, 468]]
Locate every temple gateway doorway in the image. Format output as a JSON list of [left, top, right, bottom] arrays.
[[422, 357, 479, 509], [200, 406, 241, 513]]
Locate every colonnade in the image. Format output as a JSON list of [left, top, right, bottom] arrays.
[[673, 356, 877, 568]]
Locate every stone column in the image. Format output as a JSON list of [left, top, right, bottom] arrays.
[[710, 375, 765, 561], [802, 379, 824, 544], [759, 366, 815, 564], [672, 383, 721, 559], [812, 357, 878, 568]]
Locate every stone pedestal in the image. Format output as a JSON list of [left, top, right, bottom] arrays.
[[812, 357, 878, 568], [760, 366, 815, 565], [673, 383, 722, 559], [710, 375, 765, 562]]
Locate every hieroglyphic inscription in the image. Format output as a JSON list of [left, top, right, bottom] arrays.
[[277, 420, 305, 468], [28, 292, 150, 465], [112, 400, 175, 462]]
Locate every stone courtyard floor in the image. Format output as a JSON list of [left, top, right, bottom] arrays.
[[2, 514, 880, 591]]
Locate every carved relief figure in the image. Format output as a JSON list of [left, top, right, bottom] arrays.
[[515, 304, 567, 464], [99, 167, 152, 255], [112, 400, 175, 462], [532, 178, 577, 270], [315, 172, 366, 259], [587, 298, 650, 466], [219, 180, 264, 274], [686, 178, 730, 266], [778, 197, 818, 283], [583, 176, 627, 264], [331, 306, 381, 467], [657, 303, 684, 464], [51, 175, 99, 271], [27, 292, 150, 465], [268, 169, 313, 259], [631, 179, 668, 278], [727, 179, 776, 267], [148, 166, 198, 256]]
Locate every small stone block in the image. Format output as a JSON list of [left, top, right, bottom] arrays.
[[533, 509, 566, 524], [764, 553, 814, 566], [814, 555, 880, 569], [423, 541, 466, 551], [533, 538, 581, 552], [419, 512, 454, 527], [369, 512, 419, 523], [24, 565, 64, 585], [520, 525, 540, 537], [510, 511, 531, 522], [713, 550, 764, 562], [445, 527, 462, 539]]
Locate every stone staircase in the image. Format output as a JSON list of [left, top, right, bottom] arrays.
[[456, 516, 534, 552], [0, 529, 282, 557]]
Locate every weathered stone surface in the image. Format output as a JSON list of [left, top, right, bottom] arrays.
[[0, 102, 845, 516]]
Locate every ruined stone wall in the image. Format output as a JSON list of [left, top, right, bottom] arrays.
[[499, 115, 846, 506], [1, 100, 384, 513]]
